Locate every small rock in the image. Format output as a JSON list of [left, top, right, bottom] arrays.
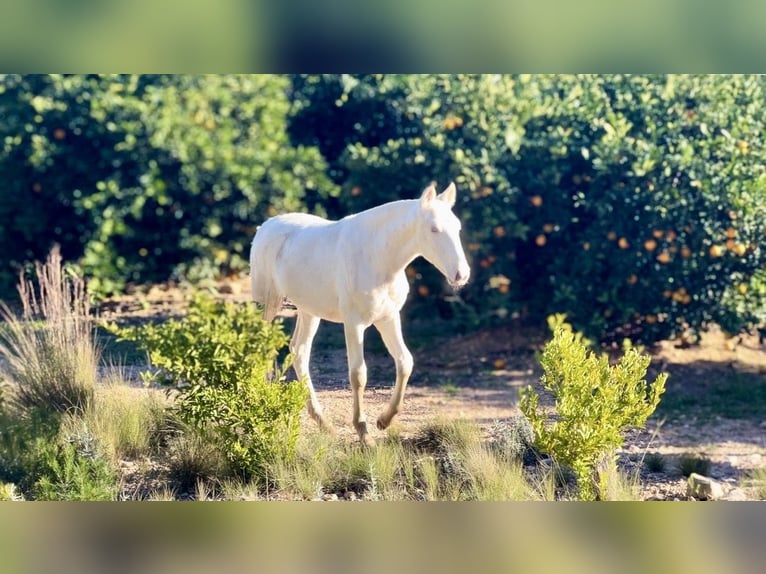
[[321, 493, 339, 501], [344, 491, 357, 501], [722, 487, 748, 502], [687, 473, 725, 500]]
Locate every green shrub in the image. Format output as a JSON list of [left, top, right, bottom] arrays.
[[520, 315, 667, 500], [31, 439, 117, 501], [107, 292, 308, 480]]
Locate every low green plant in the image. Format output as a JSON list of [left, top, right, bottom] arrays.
[[643, 452, 667, 474], [107, 292, 308, 480], [677, 454, 712, 478], [0, 482, 22, 501], [488, 416, 537, 465], [745, 468, 766, 500], [31, 440, 117, 501], [520, 315, 667, 500]]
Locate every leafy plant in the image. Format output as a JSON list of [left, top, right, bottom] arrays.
[[107, 292, 308, 480], [31, 440, 117, 501], [520, 315, 667, 500]]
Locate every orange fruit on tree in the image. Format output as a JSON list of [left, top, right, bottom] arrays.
[[583, 242, 591, 251], [680, 246, 692, 258], [738, 284, 748, 295], [733, 243, 747, 256], [493, 226, 506, 238], [726, 227, 737, 239], [656, 251, 671, 264], [543, 223, 555, 233], [666, 230, 677, 242], [607, 231, 617, 241], [535, 234, 547, 247], [530, 195, 543, 207], [627, 274, 638, 285], [652, 229, 664, 239], [709, 245, 725, 257], [417, 285, 430, 297], [644, 239, 657, 251], [725, 239, 736, 251], [618, 237, 630, 249]]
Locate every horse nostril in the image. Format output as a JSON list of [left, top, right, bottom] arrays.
[[455, 271, 465, 283]]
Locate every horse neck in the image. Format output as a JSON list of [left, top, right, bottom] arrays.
[[355, 200, 422, 274]]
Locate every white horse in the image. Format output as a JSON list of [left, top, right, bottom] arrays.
[[250, 183, 470, 445]]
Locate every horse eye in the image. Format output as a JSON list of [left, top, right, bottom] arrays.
[[431, 226, 440, 233]]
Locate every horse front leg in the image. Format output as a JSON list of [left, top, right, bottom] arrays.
[[374, 314, 413, 431], [291, 311, 333, 433], [344, 321, 374, 447]]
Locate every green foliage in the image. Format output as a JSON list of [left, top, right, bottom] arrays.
[[0, 74, 338, 296], [107, 292, 308, 479], [31, 439, 117, 501], [289, 74, 766, 342], [0, 406, 117, 501], [520, 315, 667, 500]]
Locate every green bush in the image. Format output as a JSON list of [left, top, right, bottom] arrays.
[[520, 315, 667, 500], [289, 74, 766, 342], [107, 292, 308, 480]]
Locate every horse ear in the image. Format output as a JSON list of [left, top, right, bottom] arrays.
[[420, 184, 437, 206], [438, 182, 456, 207]]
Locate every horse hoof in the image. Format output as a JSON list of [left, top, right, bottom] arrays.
[[360, 433, 376, 448], [376, 417, 389, 431]]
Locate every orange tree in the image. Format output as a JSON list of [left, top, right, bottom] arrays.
[[288, 74, 766, 343], [0, 75, 337, 296]]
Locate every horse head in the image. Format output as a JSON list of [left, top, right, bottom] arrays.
[[417, 183, 471, 289]]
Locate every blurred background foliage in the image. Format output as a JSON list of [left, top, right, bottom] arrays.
[[1, 74, 764, 343]]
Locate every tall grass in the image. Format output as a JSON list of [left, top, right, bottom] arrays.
[[269, 419, 549, 501], [0, 247, 97, 415]]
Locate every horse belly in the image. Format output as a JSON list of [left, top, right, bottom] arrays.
[[274, 232, 344, 322]]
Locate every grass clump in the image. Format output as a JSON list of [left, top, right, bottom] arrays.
[[643, 452, 667, 474], [520, 315, 667, 500], [677, 454, 712, 478], [0, 246, 96, 415]]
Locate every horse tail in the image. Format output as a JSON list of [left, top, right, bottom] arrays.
[[249, 221, 288, 322]]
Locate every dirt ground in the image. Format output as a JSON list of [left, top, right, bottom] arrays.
[[102, 277, 766, 501]]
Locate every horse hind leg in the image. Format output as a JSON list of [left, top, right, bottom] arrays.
[[344, 321, 375, 447], [291, 312, 333, 433]]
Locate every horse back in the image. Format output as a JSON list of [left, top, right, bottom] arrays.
[[250, 213, 335, 321]]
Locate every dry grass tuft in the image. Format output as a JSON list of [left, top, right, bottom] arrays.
[[0, 247, 97, 415]]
